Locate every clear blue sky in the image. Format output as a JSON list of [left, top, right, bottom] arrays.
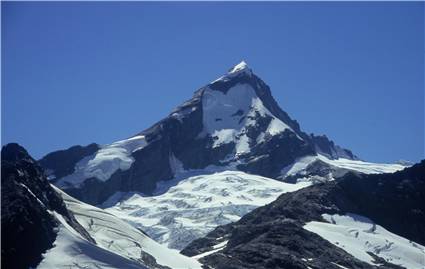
[[2, 2, 424, 163]]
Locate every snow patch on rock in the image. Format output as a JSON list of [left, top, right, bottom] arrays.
[[192, 240, 229, 260], [266, 117, 291, 136]]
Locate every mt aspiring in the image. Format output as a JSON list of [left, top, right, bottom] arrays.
[[39, 61, 405, 250]]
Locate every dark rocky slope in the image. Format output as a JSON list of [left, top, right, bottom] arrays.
[[1, 143, 94, 269], [182, 161, 425, 269]]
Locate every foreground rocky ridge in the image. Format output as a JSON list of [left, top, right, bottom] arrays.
[[182, 161, 425, 269], [1, 143, 94, 269], [1, 143, 201, 269]]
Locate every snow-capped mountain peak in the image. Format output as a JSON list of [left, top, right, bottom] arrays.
[[212, 60, 253, 83], [40, 62, 401, 207], [228, 60, 251, 75]]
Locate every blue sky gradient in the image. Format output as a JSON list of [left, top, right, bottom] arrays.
[[2, 2, 424, 162]]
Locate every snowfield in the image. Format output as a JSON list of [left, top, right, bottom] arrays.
[[281, 154, 406, 182], [304, 213, 425, 269], [46, 186, 202, 269], [100, 153, 406, 252], [56, 135, 147, 188], [103, 171, 311, 250]]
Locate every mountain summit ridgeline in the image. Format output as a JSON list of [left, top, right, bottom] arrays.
[[40, 62, 398, 206]]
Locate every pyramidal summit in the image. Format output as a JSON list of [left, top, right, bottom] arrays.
[[39, 61, 400, 205]]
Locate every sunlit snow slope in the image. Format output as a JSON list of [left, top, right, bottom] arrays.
[[54, 186, 202, 269], [55, 135, 147, 188], [38, 220, 147, 269], [103, 171, 311, 250], [281, 154, 406, 182]]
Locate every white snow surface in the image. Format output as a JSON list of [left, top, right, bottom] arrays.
[[201, 82, 297, 156], [229, 61, 250, 74], [266, 117, 291, 136], [211, 60, 252, 83], [304, 213, 425, 269], [192, 240, 229, 260], [38, 205, 148, 269], [103, 171, 311, 250], [281, 154, 406, 182], [56, 135, 147, 188], [51, 186, 202, 269], [38, 224, 148, 269]]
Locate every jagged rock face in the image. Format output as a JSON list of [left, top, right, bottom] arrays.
[[1, 143, 93, 269], [182, 161, 425, 269], [39, 61, 358, 205], [310, 134, 358, 160], [2, 144, 59, 269]]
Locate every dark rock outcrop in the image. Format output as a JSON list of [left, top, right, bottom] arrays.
[[1, 143, 94, 269], [310, 134, 358, 160]]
